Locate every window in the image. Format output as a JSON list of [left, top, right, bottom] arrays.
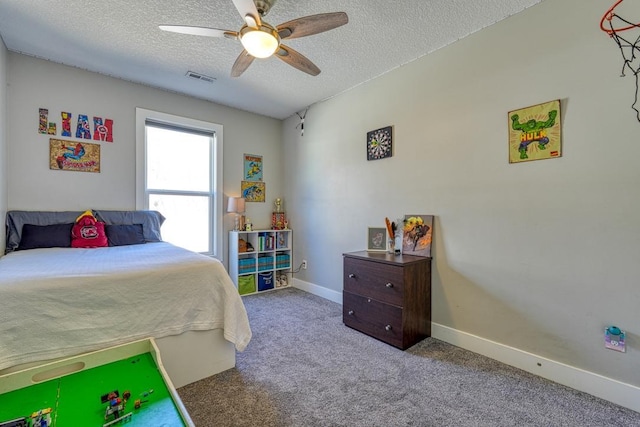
[[136, 108, 223, 258]]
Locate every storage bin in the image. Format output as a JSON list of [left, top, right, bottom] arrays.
[[238, 258, 256, 274], [258, 271, 274, 291], [238, 275, 256, 295], [276, 254, 291, 269], [257, 256, 274, 271]]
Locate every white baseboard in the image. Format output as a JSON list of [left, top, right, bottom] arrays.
[[432, 323, 640, 413], [292, 278, 342, 304], [292, 282, 640, 413]]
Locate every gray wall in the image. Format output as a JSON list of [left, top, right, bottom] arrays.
[[283, 0, 640, 387], [3, 0, 639, 406], [5, 54, 284, 259]]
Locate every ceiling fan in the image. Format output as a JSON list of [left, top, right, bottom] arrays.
[[159, 0, 348, 77]]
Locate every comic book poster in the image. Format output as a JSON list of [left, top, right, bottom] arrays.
[[508, 99, 561, 163], [49, 138, 100, 173], [402, 214, 433, 257], [243, 154, 263, 181], [241, 181, 265, 202]]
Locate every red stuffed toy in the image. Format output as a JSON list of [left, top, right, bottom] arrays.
[[72, 210, 108, 248]]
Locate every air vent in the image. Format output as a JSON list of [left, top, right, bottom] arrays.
[[185, 71, 216, 83]]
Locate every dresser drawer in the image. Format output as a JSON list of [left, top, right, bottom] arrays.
[[343, 291, 403, 348], [343, 257, 403, 306]]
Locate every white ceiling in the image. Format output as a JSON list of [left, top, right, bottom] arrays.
[[0, 0, 544, 120]]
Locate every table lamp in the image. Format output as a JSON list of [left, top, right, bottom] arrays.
[[227, 197, 246, 231]]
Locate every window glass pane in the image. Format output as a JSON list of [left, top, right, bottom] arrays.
[[146, 126, 211, 192], [150, 194, 210, 253]]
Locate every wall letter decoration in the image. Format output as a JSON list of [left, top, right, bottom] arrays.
[[39, 108, 114, 142], [38, 108, 48, 134], [75, 114, 91, 139], [61, 112, 72, 137], [93, 117, 114, 142]]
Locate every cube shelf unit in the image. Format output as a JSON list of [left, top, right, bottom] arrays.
[[229, 230, 292, 295]]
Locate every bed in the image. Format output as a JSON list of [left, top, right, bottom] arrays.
[[0, 210, 251, 388]]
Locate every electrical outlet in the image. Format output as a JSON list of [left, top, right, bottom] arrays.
[[302, 260, 307, 270]]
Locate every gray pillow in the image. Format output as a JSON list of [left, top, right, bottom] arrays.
[[6, 211, 84, 254], [92, 210, 165, 242]]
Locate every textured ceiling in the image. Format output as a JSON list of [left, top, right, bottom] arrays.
[[0, 0, 544, 119]]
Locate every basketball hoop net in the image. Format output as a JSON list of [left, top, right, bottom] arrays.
[[601, 0, 640, 122]]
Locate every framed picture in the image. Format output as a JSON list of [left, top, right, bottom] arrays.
[[49, 138, 100, 173], [366, 126, 393, 160], [402, 215, 433, 257], [243, 153, 263, 181], [241, 181, 265, 202], [367, 227, 387, 252], [508, 99, 561, 163]]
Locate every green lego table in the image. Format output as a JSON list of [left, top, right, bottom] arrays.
[[0, 339, 193, 426]]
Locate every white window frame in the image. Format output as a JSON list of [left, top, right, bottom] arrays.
[[135, 108, 223, 259]]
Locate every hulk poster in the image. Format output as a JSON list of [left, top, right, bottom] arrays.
[[508, 99, 561, 163]]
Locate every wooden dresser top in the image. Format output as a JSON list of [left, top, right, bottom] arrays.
[[343, 251, 430, 267]]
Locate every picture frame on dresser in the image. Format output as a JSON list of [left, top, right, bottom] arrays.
[[367, 227, 386, 252], [401, 214, 433, 257]]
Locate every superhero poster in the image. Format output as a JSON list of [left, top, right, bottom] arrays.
[[241, 181, 265, 202], [49, 138, 100, 173], [243, 154, 263, 181], [508, 99, 562, 163]]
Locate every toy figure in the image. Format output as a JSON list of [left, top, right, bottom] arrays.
[[30, 408, 52, 427], [102, 389, 132, 425]]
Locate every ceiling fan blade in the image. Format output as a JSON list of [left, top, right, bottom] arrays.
[[275, 45, 320, 76], [231, 50, 256, 77], [277, 12, 348, 40], [159, 25, 237, 39], [232, 0, 262, 28]]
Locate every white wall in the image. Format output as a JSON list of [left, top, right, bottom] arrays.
[[284, 0, 640, 399], [6, 54, 283, 261], [0, 38, 7, 251]]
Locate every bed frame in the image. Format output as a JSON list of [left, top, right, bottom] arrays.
[[0, 330, 235, 388], [154, 329, 236, 388], [1, 210, 241, 388]]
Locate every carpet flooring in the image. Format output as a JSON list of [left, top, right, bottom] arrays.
[[178, 288, 640, 426]]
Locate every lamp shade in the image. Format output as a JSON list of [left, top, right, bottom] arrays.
[[236, 197, 246, 213], [227, 197, 238, 213], [227, 197, 246, 213]]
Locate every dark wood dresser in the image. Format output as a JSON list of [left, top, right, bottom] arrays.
[[342, 251, 431, 350]]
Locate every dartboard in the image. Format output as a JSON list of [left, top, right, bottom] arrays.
[[366, 126, 392, 160]]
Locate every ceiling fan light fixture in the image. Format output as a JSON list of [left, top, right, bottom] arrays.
[[240, 25, 280, 58]]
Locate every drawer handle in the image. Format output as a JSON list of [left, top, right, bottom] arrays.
[[348, 310, 354, 316], [348, 273, 356, 278], [385, 282, 394, 288], [385, 325, 392, 331]]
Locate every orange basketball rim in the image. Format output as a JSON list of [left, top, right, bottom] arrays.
[[600, 0, 639, 35]]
